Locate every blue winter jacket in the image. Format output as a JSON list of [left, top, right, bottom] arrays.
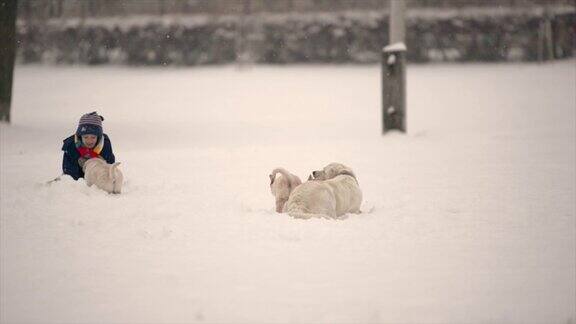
[[61, 134, 115, 180]]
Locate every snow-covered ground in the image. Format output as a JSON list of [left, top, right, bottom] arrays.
[[1, 61, 575, 324]]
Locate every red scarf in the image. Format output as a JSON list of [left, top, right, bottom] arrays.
[[75, 135, 104, 159]]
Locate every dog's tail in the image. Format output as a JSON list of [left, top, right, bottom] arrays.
[[270, 167, 302, 189], [109, 162, 121, 179]]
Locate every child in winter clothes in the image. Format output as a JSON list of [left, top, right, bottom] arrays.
[[62, 112, 115, 180]]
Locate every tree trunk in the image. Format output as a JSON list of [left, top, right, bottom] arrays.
[[0, 0, 17, 123]]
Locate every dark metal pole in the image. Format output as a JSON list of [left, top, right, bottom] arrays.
[[0, 0, 17, 123], [382, 0, 407, 133], [382, 45, 406, 132]]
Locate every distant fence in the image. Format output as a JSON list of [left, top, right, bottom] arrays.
[[16, 7, 575, 65], [16, 0, 576, 18]]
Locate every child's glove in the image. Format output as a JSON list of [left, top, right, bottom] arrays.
[[78, 157, 87, 168]]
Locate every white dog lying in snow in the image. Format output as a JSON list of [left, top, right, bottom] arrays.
[[269, 168, 302, 213], [284, 162, 362, 219], [82, 158, 123, 194]]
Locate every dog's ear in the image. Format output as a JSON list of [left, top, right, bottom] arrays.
[[308, 174, 313, 181], [269, 174, 275, 185]]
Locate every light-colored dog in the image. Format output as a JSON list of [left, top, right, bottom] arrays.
[[269, 168, 302, 213], [284, 162, 362, 219], [82, 158, 124, 194]]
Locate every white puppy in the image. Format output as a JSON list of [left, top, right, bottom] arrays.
[[269, 168, 302, 213], [82, 158, 124, 194], [284, 163, 362, 219]]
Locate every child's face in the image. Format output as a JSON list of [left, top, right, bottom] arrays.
[[81, 134, 98, 148]]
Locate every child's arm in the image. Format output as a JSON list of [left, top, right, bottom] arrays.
[[62, 136, 83, 180], [62, 150, 82, 180], [101, 135, 116, 164]]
